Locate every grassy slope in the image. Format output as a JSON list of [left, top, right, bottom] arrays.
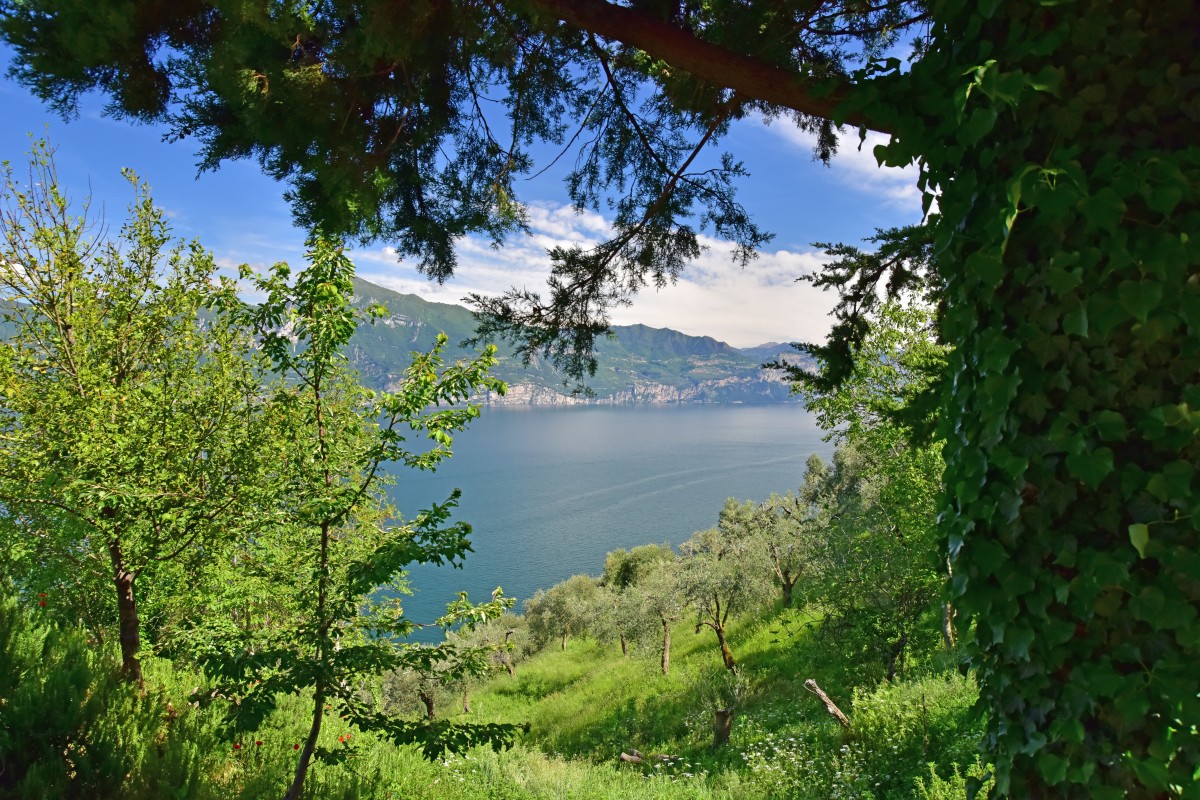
[[416, 607, 862, 799], [2, 592, 978, 800]]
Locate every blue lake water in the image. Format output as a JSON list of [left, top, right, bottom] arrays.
[[385, 404, 834, 635]]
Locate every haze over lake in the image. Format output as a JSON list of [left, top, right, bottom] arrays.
[[387, 404, 834, 634]]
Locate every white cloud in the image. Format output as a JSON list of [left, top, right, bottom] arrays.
[[351, 202, 838, 348], [767, 123, 923, 210]]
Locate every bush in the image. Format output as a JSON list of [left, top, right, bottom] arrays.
[[0, 593, 212, 799]]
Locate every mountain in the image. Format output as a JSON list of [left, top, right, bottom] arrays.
[[348, 278, 811, 405]]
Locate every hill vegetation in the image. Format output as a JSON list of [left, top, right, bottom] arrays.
[[348, 279, 807, 404]]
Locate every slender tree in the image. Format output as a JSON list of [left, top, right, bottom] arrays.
[[197, 236, 513, 800], [636, 559, 688, 675], [524, 574, 601, 652], [678, 521, 772, 671]]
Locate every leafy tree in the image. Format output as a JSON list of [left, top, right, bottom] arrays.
[[635, 558, 688, 676], [6, 1, 1197, 792], [524, 573, 601, 652], [385, 592, 516, 722], [0, 144, 271, 684], [678, 515, 773, 671], [596, 543, 674, 656], [800, 302, 947, 680], [196, 236, 511, 800], [714, 495, 813, 609]]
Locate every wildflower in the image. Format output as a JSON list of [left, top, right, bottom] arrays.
[[233, 743, 241, 751], [255, 741, 263, 748], [38, 593, 46, 597], [294, 744, 301, 750], [38, 601, 46, 607]]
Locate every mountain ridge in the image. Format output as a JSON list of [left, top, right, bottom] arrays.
[[348, 277, 811, 405]]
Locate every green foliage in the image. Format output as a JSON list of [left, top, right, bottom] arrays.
[[0, 593, 218, 800], [197, 235, 514, 797], [741, 673, 982, 800], [795, 303, 948, 682], [778, 224, 943, 442], [525, 574, 602, 651], [0, 142, 273, 681]]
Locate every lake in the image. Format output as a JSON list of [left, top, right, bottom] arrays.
[[385, 404, 834, 635]]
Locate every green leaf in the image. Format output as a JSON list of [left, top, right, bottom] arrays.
[[1037, 752, 1069, 785], [1093, 410, 1127, 441], [1066, 447, 1114, 488], [960, 108, 998, 146], [1117, 280, 1163, 323], [1128, 524, 1149, 558], [1079, 187, 1126, 230], [1062, 303, 1088, 337]]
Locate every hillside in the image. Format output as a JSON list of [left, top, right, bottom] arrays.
[[348, 278, 811, 405]]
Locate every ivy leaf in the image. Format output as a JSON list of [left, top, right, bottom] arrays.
[[1128, 524, 1149, 558], [1037, 752, 1069, 785], [1117, 280, 1163, 322], [1079, 188, 1126, 230], [960, 107, 998, 146], [1065, 447, 1114, 488]]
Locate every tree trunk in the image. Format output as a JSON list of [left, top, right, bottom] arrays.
[[660, 617, 671, 675], [713, 624, 736, 671], [922, 3, 1199, 792], [885, 633, 909, 682], [501, 631, 516, 676], [419, 690, 436, 721], [107, 538, 143, 685], [560, 631, 567, 651], [285, 513, 332, 800], [462, 687, 470, 714], [713, 707, 734, 746], [781, 578, 794, 609], [284, 682, 325, 800], [619, 633, 628, 657], [941, 602, 956, 649]]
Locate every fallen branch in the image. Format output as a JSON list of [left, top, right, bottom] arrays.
[[618, 748, 680, 764], [619, 749, 644, 764], [804, 678, 851, 728]]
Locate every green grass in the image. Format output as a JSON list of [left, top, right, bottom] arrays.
[[2, 595, 983, 800]]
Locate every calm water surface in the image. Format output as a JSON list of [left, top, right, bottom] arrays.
[[385, 404, 833, 632]]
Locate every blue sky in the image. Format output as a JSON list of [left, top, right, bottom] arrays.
[[0, 46, 921, 348]]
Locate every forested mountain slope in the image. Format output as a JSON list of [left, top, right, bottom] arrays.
[[348, 278, 809, 404]]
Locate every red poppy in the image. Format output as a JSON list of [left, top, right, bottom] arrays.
[[38, 593, 46, 597], [255, 740, 263, 747], [294, 743, 300, 750], [233, 743, 242, 750], [38, 601, 46, 607]]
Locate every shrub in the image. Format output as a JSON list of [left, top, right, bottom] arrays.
[[0, 593, 212, 799]]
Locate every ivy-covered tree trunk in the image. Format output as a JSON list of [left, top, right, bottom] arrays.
[[902, 0, 1199, 793]]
